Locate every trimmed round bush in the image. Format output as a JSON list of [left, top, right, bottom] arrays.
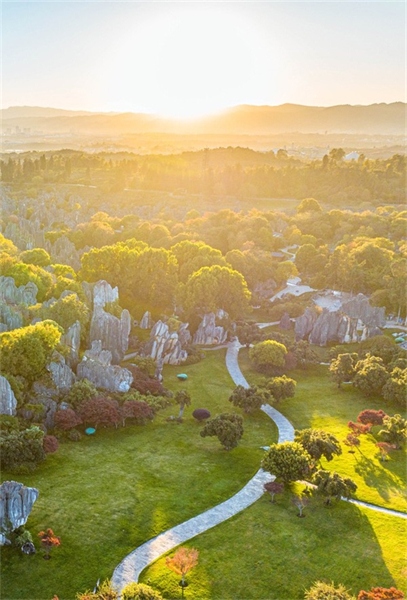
[[192, 408, 211, 422]]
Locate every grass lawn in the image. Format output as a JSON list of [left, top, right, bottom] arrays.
[[239, 349, 407, 512], [141, 491, 407, 599], [0, 350, 276, 600]]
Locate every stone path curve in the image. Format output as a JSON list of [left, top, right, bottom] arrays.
[[112, 341, 294, 592], [112, 340, 406, 593]]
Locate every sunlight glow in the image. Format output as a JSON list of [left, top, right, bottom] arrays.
[[104, 5, 277, 118]]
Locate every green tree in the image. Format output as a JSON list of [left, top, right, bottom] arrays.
[[249, 340, 288, 375], [182, 265, 251, 320], [296, 197, 323, 213], [353, 355, 389, 397], [0, 320, 62, 383], [170, 240, 227, 283], [329, 353, 358, 388], [174, 390, 192, 419], [266, 375, 296, 402], [200, 413, 244, 450], [382, 368, 407, 407], [295, 429, 342, 463], [313, 470, 357, 505], [76, 579, 118, 600], [19, 247, 51, 267], [228, 385, 270, 414], [261, 441, 313, 483], [40, 293, 90, 335], [379, 414, 407, 449]]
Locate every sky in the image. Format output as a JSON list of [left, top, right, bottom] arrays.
[[2, 1, 406, 118]]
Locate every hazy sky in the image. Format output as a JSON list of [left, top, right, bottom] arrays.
[[2, 1, 405, 118]]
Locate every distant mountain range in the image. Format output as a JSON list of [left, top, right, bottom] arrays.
[[1, 103, 405, 136]]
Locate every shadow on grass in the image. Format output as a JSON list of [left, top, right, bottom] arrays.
[[141, 491, 400, 600], [354, 453, 403, 503]]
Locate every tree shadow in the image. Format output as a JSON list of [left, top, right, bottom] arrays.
[[354, 452, 403, 503]]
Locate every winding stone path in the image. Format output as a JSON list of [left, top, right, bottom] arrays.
[[112, 339, 406, 593]]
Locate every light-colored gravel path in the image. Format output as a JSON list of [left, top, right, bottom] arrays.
[[111, 339, 406, 594], [111, 340, 294, 592]]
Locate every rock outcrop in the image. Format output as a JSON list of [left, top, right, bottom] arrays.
[[296, 293, 387, 346], [279, 312, 292, 330], [89, 305, 131, 364], [193, 312, 228, 345], [61, 321, 81, 367], [0, 376, 17, 416], [142, 320, 189, 365], [0, 481, 39, 544], [47, 351, 76, 392], [77, 341, 133, 392], [85, 280, 131, 363], [0, 276, 38, 306], [0, 304, 24, 332], [139, 311, 153, 329]]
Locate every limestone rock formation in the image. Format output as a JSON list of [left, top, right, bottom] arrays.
[[77, 341, 133, 392], [294, 307, 319, 341], [142, 320, 188, 365], [193, 313, 228, 345], [296, 293, 387, 346], [61, 321, 81, 367], [0, 481, 39, 544], [0, 304, 24, 332], [93, 280, 119, 307], [90, 305, 131, 364], [342, 294, 386, 328], [47, 351, 76, 391], [279, 312, 292, 330], [0, 376, 17, 416], [139, 311, 153, 329], [0, 276, 38, 306], [48, 235, 81, 271]]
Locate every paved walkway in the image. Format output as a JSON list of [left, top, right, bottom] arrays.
[[112, 341, 294, 592], [112, 339, 406, 593]]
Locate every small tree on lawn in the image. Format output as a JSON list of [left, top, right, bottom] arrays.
[[228, 384, 269, 414], [38, 528, 60, 559], [313, 470, 357, 506], [266, 375, 296, 402], [261, 442, 313, 483], [249, 339, 288, 375], [348, 421, 371, 435], [343, 433, 361, 453], [304, 580, 356, 600], [357, 587, 405, 600], [295, 428, 342, 463], [357, 409, 387, 427], [200, 413, 244, 450], [379, 414, 407, 449], [375, 442, 397, 461], [174, 390, 191, 420], [329, 353, 358, 388], [166, 547, 199, 592], [291, 493, 309, 517], [264, 481, 284, 503]]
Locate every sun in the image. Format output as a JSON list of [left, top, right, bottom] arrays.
[[104, 5, 275, 119]]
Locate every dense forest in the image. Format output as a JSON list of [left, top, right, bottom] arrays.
[[1, 148, 405, 206]]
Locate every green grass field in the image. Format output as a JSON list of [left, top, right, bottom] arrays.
[[1, 348, 406, 600], [0, 351, 275, 600]]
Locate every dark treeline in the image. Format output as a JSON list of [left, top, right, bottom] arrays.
[[1, 147, 405, 205]]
